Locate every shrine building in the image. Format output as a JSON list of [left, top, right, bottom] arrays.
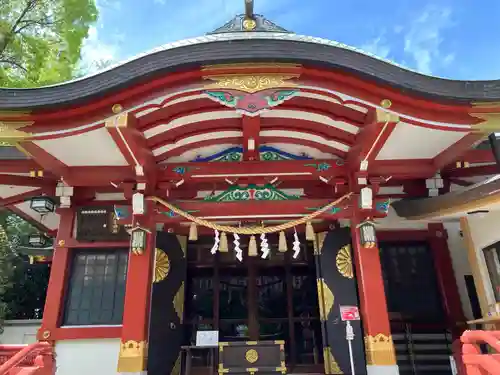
[[1, 2, 500, 375]]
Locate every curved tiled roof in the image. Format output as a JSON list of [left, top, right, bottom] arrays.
[[1, 32, 500, 110]]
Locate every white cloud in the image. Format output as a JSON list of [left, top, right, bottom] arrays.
[[79, 25, 119, 73], [361, 36, 391, 59], [403, 5, 453, 75], [78, 0, 122, 74]]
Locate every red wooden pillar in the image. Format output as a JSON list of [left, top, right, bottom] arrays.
[[351, 221, 399, 375], [37, 208, 75, 341], [117, 205, 156, 374], [428, 223, 466, 336]]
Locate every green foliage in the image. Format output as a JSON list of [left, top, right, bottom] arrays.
[[0, 0, 98, 87], [0, 210, 40, 330]]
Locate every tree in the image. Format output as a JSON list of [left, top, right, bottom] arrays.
[[0, 210, 41, 331], [0, 0, 98, 87]]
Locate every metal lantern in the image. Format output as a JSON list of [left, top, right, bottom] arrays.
[[28, 233, 49, 247], [358, 221, 377, 248], [30, 196, 56, 214], [130, 227, 148, 255]]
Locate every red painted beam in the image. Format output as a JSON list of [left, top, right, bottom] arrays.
[[18, 142, 69, 176], [443, 164, 499, 178], [116, 197, 388, 224], [159, 159, 346, 181], [0, 174, 56, 188], [0, 159, 41, 173], [346, 109, 398, 171], [243, 115, 260, 161], [433, 133, 485, 171], [459, 148, 495, 164], [370, 160, 436, 178]]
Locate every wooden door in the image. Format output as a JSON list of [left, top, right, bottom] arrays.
[[315, 227, 367, 375], [148, 233, 187, 375]]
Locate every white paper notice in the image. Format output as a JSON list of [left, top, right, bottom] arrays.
[[196, 330, 219, 347]]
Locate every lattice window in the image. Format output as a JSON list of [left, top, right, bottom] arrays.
[[63, 249, 128, 325]]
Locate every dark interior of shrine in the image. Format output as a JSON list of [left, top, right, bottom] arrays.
[[179, 235, 456, 375]]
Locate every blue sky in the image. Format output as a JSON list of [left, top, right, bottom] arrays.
[[81, 0, 500, 80]]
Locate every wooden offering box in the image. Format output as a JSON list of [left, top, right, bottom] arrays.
[[218, 341, 286, 375]]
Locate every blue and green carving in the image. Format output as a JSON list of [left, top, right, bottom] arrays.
[[203, 88, 300, 115], [376, 200, 391, 213], [172, 166, 200, 175], [160, 209, 199, 217], [204, 184, 300, 202], [266, 89, 298, 106], [205, 91, 240, 106], [259, 146, 311, 161], [192, 146, 311, 162], [304, 162, 332, 172], [307, 206, 342, 214]]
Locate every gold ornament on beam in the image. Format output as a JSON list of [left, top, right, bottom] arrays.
[[470, 112, 500, 133], [203, 74, 299, 94]]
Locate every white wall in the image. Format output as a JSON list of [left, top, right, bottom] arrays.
[[55, 338, 120, 375], [0, 319, 41, 344], [463, 211, 500, 308], [444, 222, 474, 321]]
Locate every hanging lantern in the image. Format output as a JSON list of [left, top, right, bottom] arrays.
[[28, 233, 49, 247], [30, 196, 56, 214], [129, 226, 150, 255], [358, 221, 377, 248]]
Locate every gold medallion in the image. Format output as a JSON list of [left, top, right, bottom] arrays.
[[243, 18, 257, 31], [245, 349, 259, 363]]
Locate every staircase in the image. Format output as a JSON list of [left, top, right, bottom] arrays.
[[0, 342, 54, 375]]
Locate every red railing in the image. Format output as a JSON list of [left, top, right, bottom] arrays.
[[461, 330, 500, 375], [0, 342, 54, 375]]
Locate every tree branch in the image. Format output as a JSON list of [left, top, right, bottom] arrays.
[[0, 0, 39, 58], [0, 59, 28, 72]]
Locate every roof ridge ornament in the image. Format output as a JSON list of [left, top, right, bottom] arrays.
[[208, 0, 292, 34]]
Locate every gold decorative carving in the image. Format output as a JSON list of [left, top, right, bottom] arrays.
[[336, 245, 353, 279], [364, 334, 397, 366], [112, 104, 123, 114], [314, 232, 327, 255], [105, 112, 129, 128], [204, 74, 298, 93], [176, 235, 187, 258], [41, 330, 51, 339], [470, 112, 500, 133], [117, 340, 148, 373], [245, 349, 259, 363], [0, 121, 32, 146], [380, 99, 392, 108], [170, 353, 181, 375], [317, 278, 334, 321], [173, 282, 185, 323], [375, 108, 399, 123], [323, 346, 343, 374], [154, 249, 170, 283], [243, 18, 257, 30]]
